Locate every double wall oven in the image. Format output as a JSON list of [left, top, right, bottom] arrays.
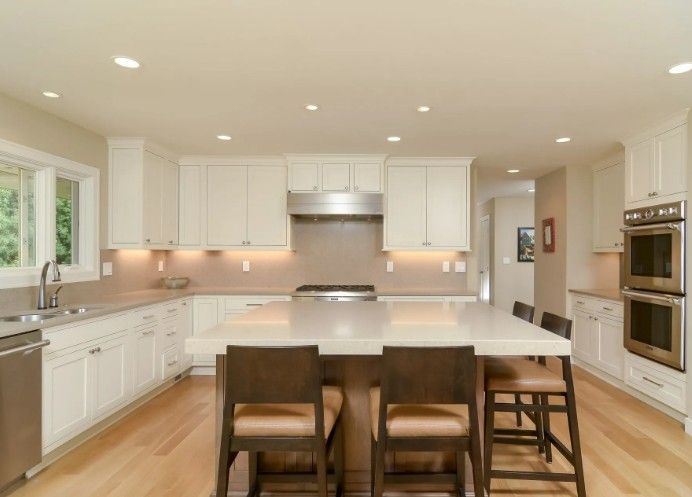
[[622, 200, 685, 370]]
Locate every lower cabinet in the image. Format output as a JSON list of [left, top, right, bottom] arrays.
[[133, 325, 158, 396], [92, 334, 131, 421]]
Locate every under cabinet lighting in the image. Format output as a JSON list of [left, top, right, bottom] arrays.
[[506, 169, 520, 174], [217, 135, 232, 141], [668, 62, 692, 75], [555, 137, 571, 143], [42, 91, 61, 98], [305, 104, 319, 111], [387, 136, 401, 142], [528, 188, 535, 192], [416, 106, 431, 112], [112, 56, 141, 69]]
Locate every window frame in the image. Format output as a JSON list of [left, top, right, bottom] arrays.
[[0, 138, 100, 289]]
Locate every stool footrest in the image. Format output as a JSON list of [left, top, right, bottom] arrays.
[[490, 469, 578, 482]]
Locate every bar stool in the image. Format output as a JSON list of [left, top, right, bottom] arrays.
[[483, 312, 586, 497], [510, 301, 536, 427], [216, 345, 344, 497], [370, 346, 484, 497]]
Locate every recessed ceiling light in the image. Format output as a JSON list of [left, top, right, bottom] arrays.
[[555, 137, 571, 143], [506, 169, 520, 174], [305, 104, 319, 111], [416, 105, 431, 113], [668, 62, 692, 75], [387, 136, 401, 142], [112, 56, 141, 69], [216, 134, 232, 141], [528, 188, 535, 192], [42, 91, 61, 98]]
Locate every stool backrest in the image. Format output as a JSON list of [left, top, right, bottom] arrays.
[[512, 301, 535, 323], [540, 312, 572, 340], [380, 346, 477, 405], [224, 345, 322, 404]]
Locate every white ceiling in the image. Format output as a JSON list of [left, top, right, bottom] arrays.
[[1, 0, 691, 199]]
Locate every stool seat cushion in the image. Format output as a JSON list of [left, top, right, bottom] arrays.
[[233, 386, 343, 438], [485, 358, 566, 393], [369, 387, 469, 441]]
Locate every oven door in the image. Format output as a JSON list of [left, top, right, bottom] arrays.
[[623, 289, 685, 371], [623, 221, 684, 294]]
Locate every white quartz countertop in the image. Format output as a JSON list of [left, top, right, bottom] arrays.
[[185, 301, 571, 356]]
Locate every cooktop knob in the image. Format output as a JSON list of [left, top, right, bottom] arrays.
[[644, 209, 654, 219]]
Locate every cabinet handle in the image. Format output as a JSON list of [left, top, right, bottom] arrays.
[[168, 240, 174, 244], [142, 314, 155, 320], [145, 238, 151, 243], [246, 303, 263, 307], [313, 186, 318, 191], [344, 186, 349, 191], [576, 300, 585, 305], [354, 185, 359, 191], [142, 329, 154, 336], [642, 376, 664, 388], [167, 308, 177, 313], [422, 242, 426, 246], [602, 306, 614, 311], [652, 191, 658, 196], [242, 241, 246, 245], [167, 359, 178, 366], [88, 346, 101, 354], [182, 302, 187, 306], [593, 316, 599, 321], [247, 241, 251, 245], [166, 331, 177, 336], [427, 242, 431, 246]]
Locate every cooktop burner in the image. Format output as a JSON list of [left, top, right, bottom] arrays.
[[295, 284, 375, 292]]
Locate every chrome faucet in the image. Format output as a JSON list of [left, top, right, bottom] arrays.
[[37, 260, 61, 310]]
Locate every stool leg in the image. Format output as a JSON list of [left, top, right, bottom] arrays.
[[470, 432, 484, 497], [456, 450, 465, 497], [373, 438, 386, 497], [247, 451, 258, 497], [566, 383, 586, 497], [216, 423, 237, 497], [370, 437, 376, 497], [334, 421, 344, 497], [541, 394, 553, 462], [532, 394, 545, 454], [316, 440, 328, 497], [514, 394, 523, 426], [483, 392, 495, 493]]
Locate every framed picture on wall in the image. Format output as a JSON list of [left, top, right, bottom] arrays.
[[542, 217, 555, 252], [517, 227, 535, 262]]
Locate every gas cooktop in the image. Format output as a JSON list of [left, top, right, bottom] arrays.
[[292, 284, 377, 301], [295, 284, 375, 292]]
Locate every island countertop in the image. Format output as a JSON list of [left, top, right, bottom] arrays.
[[186, 300, 571, 356]]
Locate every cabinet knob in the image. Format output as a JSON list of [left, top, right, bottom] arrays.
[[313, 186, 318, 191], [344, 186, 349, 191], [145, 238, 151, 243], [168, 240, 174, 244], [242, 241, 246, 245], [247, 240, 251, 245], [354, 185, 359, 191], [422, 242, 426, 246]]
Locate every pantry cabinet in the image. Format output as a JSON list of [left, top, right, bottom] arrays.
[[623, 113, 688, 208], [178, 165, 203, 246], [593, 162, 624, 252], [384, 158, 473, 251], [287, 155, 385, 193], [108, 139, 179, 249]]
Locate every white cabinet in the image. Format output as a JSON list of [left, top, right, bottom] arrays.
[[179, 165, 203, 246], [385, 159, 472, 251], [623, 115, 688, 208], [287, 155, 385, 193], [593, 162, 625, 252], [569, 294, 624, 380], [133, 325, 158, 396], [108, 139, 179, 249], [207, 166, 247, 246], [178, 299, 193, 370], [192, 297, 221, 366], [91, 334, 130, 421], [246, 166, 288, 246], [624, 352, 687, 413]]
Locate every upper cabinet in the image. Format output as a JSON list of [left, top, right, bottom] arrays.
[[286, 155, 385, 193], [177, 160, 290, 250], [384, 158, 473, 251], [623, 111, 688, 208], [108, 139, 178, 249], [593, 162, 624, 252]]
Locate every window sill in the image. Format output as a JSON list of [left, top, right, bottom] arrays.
[[0, 267, 100, 290]]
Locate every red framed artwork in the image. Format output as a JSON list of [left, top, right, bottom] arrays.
[[542, 217, 555, 252]]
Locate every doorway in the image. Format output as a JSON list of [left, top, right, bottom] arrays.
[[479, 214, 491, 304]]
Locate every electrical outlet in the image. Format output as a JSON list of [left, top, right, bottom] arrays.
[[386, 261, 394, 273], [502, 257, 511, 265], [442, 261, 450, 273], [158, 260, 164, 272], [455, 261, 466, 273], [102, 262, 113, 276], [242, 260, 250, 272]]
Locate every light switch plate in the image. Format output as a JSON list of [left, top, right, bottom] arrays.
[[242, 260, 250, 272], [502, 257, 511, 265], [158, 260, 164, 272], [455, 261, 466, 273], [386, 261, 394, 273], [102, 262, 113, 276], [442, 261, 450, 273]]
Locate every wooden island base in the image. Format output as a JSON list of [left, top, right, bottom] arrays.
[[214, 355, 486, 496]]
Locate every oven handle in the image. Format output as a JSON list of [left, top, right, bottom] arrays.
[[622, 289, 683, 305], [0, 339, 51, 358], [620, 222, 682, 232]]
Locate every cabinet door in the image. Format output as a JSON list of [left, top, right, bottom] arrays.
[[290, 162, 319, 191], [110, 147, 143, 245], [654, 124, 687, 199], [625, 139, 654, 204], [133, 327, 158, 395], [571, 310, 594, 363], [595, 316, 624, 379], [593, 163, 624, 251], [247, 166, 287, 246], [386, 166, 427, 248], [142, 151, 164, 245], [322, 163, 351, 192], [426, 166, 469, 248], [161, 160, 179, 246], [178, 299, 193, 369], [207, 166, 247, 246], [179, 165, 203, 246], [92, 335, 130, 420], [193, 298, 220, 366], [43, 349, 91, 447], [353, 162, 381, 192]]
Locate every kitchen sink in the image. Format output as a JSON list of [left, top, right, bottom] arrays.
[[0, 305, 105, 323], [56, 307, 96, 315], [0, 313, 61, 322]]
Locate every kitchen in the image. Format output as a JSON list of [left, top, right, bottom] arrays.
[[1, 2, 692, 497]]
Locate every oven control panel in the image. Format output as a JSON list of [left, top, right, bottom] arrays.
[[624, 200, 685, 226]]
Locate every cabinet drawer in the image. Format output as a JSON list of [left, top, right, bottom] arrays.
[[130, 306, 161, 328], [44, 314, 129, 354], [571, 294, 597, 312], [162, 346, 180, 380], [624, 353, 686, 413], [223, 296, 289, 313], [160, 302, 180, 320], [161, 322, 178, 348], [594, 300, 623, 320]]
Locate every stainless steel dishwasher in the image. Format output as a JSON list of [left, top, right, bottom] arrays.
[[0, 330, 50, 490]]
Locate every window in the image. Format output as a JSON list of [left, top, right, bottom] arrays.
[[0, 164, 37, 268], [0, 138, 100, 288]]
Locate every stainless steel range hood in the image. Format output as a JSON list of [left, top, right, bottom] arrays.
[[287, 192, 383, 218]]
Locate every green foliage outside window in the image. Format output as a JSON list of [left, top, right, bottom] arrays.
[[0, 187, 19, 267]]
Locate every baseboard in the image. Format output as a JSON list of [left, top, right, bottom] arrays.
[[572, 359, 686, 422], [191, 365, 216, 375]]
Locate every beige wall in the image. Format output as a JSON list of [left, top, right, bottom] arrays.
[[166, 219, 470, 290], [492, 197, 534, 314], [477, 199, 495, 303]]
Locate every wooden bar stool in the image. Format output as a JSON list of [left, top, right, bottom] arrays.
[[509, 301, 536, 427], [216, 345, 344, 497], [483, 312, 586, 497], [370, 346, 484, 497]]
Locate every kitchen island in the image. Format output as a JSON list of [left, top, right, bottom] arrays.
[[186, 300, 571, 495]]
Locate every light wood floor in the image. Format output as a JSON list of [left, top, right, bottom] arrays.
[[8, 367, 692, 497]]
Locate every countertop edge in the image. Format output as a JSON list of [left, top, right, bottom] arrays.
[[568, 288, 624, 303]]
